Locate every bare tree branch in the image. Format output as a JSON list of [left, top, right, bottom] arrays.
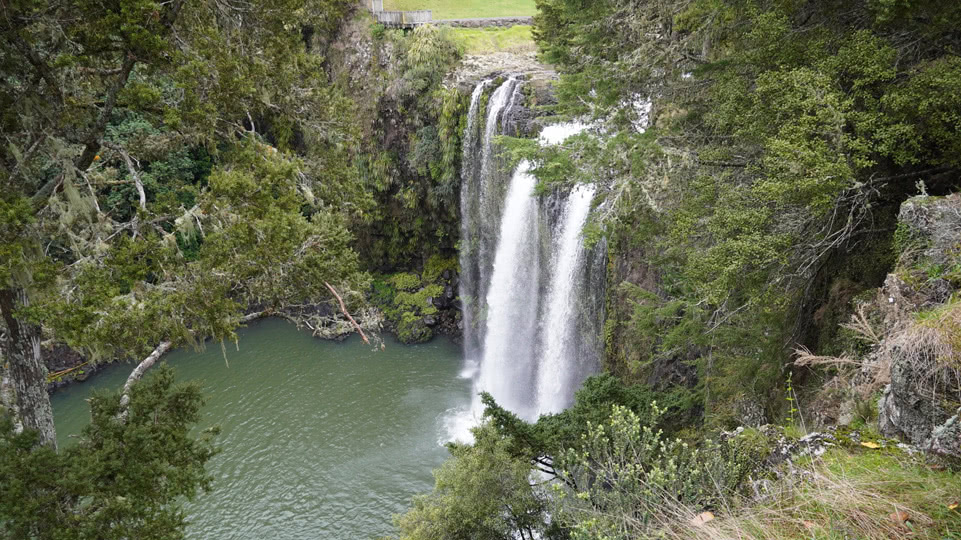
[[325, 282, 371, 345], [104, 142, 146, 210], [117, 341, 172, 422], [117, 309, 269, 422]]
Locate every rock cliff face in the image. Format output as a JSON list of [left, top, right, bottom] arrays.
[[874, 195, 961, 456], [451, 52, 554, 91], [815, 194, 961, 457]]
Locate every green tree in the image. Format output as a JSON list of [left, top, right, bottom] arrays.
[[0, 365, 217, 539], [0, 0, 363, 447], [478, 375, 696, 481], [393, 424, 549, 540]]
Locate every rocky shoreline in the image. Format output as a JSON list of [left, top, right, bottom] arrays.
[[45, 298, 465, 394]]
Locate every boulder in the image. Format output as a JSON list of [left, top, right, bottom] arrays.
[[429, 287, 455, 310], [897, 194, 961, 269], [926, 409, 961, 456], [879, 360, 961, 456]]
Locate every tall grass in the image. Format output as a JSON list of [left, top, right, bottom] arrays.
[[613, 450, 961, 540]]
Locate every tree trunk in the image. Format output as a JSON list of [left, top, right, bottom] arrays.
[[0, 365, 23, 433], [0, 288, 56, 449]]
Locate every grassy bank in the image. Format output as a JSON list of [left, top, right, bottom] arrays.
[[671, 449, 961, 540], [383, 0, 536, 19], [451, 25, 535, 54]]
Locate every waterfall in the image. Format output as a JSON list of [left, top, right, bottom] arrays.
[[447, 78, 603, 442], [459, 77, 520, 363], [458, 79, 490, 366], [476, 160, 541, 418], [535, 183, 597, 415], [476, 77, 521, 322]]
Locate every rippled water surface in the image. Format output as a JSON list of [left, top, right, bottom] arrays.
[[52, 318, 470, 539]]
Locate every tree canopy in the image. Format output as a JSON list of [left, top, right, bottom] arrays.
[[0, 365, 217, 539], [0, 0, 367, 447], [532, 0, 961, 421]]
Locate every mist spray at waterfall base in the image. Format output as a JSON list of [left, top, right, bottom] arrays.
[[445, 79, 602, 443]]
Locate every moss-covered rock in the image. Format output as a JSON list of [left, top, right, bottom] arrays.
[[370, 263, 462, 344]]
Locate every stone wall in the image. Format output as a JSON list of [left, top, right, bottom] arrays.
[[437, 16, 534, 28]]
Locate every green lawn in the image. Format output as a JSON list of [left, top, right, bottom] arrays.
[[451, 26, 535, 54], [383, 0, 537, 19]]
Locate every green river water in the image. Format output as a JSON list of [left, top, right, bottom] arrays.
[[52, 317, 471, 539]]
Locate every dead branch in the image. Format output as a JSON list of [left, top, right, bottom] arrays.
[[325, 281, 371, 345], [103, 142, 146, 210], [46, 361, 91, 382], [793, 346, 860, 368]]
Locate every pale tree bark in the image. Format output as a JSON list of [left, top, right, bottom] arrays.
[[104, 142, 146, 210], [117, 341, 173, 423], [0, 288, 56, 448], [117, 310, 269, 422], [1, 362, 23, 433]]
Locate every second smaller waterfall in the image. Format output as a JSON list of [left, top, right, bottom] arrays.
[[536, 183, 597, 415]]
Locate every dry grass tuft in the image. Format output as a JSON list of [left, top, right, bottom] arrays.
[[879, 300, 961, 405], [897, 300, 961, 371], [649, 451, 961, 540], [796, 296, 961, 404], [841, 303, 883, 345]]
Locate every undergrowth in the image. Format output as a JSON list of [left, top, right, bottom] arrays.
[[668, 449, 961, 540]]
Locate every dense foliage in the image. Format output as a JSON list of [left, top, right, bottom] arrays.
[[392, 376, 768, 540], [0, 366, 215, 539], [370, 255, 459, 343], [0, 0, 368, 444], [348, 23, 466, 269], [392, 3, 961, 538], [1, 0, 373, 534], [531, 0, 961, 423]]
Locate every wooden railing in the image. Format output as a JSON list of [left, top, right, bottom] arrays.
[[374, 10, 432, 27]]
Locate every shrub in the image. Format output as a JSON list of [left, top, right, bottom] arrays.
[[422, 254, 458, 283], [553, 404, 767, 540], [396, 311, 432, 344], [388, 272, 421, 291]]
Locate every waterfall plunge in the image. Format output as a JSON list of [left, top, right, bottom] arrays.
[[446, 79, 602, 442], [477, 160, 540, 418], [535, 182, 597, 415]]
